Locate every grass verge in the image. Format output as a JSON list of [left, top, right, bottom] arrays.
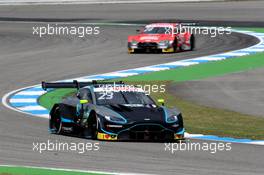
[[39, 89, 75, 110], [0, 166, 109, 175], [120, 52, 264, 82]]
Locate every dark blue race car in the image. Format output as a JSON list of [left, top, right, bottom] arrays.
[[42, 80, 185, 141]]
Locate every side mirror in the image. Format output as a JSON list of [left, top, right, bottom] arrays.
[[80, 99, 89, 104], [157, 99, 165, 106], [136, 29, 141, 33]]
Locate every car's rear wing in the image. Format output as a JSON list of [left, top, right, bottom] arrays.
[[41, 80, 124, 90]]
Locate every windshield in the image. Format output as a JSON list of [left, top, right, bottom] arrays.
[[95, 91, 155, 105], [143, 27, 172, 34]]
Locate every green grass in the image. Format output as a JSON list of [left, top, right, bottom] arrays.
[[120, 52, 264, 82], [0, 166, 109, 175], [38, 27, 264, 140], [238, 27, 264, 33], [39, 89, 75, 110]]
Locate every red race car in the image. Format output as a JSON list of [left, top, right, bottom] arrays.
[[128, 23, 195, 53]]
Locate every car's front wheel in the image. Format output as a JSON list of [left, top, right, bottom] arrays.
[[83, 113, 98, 139]]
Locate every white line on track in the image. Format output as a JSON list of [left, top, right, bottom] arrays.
[[9, 98, 37, 103], [163, 61, 199, 66], [101, 72, 139, 77], [191, 56, 226, 61], [2, 85, 42, 117], [17, 105, 47, 111], [15, 91, 46, 96], [220, 52, 250, 56], [133, 67, 170, 71]]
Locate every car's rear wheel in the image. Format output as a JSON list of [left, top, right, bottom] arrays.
[[190, 34, 195, 51], [173, 39, 178, 53], [49, 107, 63, 134]]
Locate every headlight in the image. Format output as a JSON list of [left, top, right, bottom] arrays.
[[158, 40, 168, 46], [158, 40, 173, 46], [167, 115, 179, 123], [104, 115, 127, 124]]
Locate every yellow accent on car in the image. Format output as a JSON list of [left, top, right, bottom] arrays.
[[80, 99, 89, 104], [97, 132, 118, 140], [128, 48, 134, 53], [162, 47, 174, 53], [157, 99, 165, 103]]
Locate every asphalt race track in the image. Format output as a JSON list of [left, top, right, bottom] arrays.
[[1, 1, 264, 175]]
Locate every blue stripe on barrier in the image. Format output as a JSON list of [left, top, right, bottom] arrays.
[[236, 50, 259, 53], [191, 135, 255, 143], [98, 76, 121, 79], [23, 87, 43, 91], [10, 102, 39, 107], [89, 75, 108, 79], [250, 46, 264, 49], [120, 69, 155, 74], [152, 65, 182, 69], [27, 110, 49, 115], [211, 55, 233, 58], [232, 51, 251, 53], [183, 60, 209, 63], [11, 95, 41, 99]]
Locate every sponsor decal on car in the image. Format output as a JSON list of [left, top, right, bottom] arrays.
[[97, 132, 118, 140]]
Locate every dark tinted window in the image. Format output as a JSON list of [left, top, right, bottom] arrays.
[[143, 27, 172, 34], [77, 88, 92, 101]]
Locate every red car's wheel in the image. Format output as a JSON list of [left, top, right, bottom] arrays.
[[190, 34, 195, 51], [173, 39, 178, 53]]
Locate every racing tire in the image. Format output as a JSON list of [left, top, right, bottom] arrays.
[[83, 112, 98, 140], [190, 34, 195, 51], [128, 50, 133, 54], [173, 39, 178, 53], [49, 106, 63, 134]]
